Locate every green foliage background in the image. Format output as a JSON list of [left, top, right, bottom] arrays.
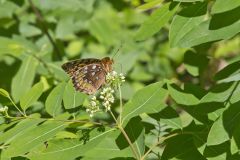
[[0, 0, 240, 159]]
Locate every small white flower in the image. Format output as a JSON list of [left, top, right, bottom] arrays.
[[0, 106, 8, 113], [90, 101, 96, 106], [87, 96, 100, 118], [112, 71, 117, 76], [0, 108, 5, 112]]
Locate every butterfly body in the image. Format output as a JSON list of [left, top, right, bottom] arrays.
[[62, 57, 113, 95]]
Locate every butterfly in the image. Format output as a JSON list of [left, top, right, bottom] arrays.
[[62, 57, 114, 95]]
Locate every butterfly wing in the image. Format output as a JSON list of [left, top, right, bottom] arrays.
[[62, 60, 106, 95], [61, 58, 101, 75]]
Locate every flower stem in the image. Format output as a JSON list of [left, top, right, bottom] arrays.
[[118, 83, 123, 125], [109, 110, 118, 124]]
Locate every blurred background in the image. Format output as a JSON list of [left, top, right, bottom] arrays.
[[0, 0, 239, 109]]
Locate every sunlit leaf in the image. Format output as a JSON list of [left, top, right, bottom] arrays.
[[137, 0, 163, 11], [11, 56, 38, 101], [0, 114, 43, 145], [212, 0, 240, 14], [45, 82, 66, 117], [168, 83, 199, 105], [20, 82, 44, 111], [0, 37, 26, 57], [122, 82, 168, 125], [27, 128, 115, 160], [63, 81, 87, 109], [135, 2, 179, 41], [2, 114, 70, 158], [169, 2, 207, 47]]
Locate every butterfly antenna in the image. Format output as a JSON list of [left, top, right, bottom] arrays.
[[111, 41, 124, 59]]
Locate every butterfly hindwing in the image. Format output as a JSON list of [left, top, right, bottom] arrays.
[[82, 64, 106, 90]]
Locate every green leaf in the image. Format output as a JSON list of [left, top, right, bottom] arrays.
[[200, 82, 236, 103], [207, 116, 229, 146], [169, 2, 207, 47], [204, 141, 229, 160], [83, 131, 133, 159], [212, 0, 240, 14], [150, 106, 182, 129], [45, 82, 66, 117], [0, 37, 26, 57], [0, 114, 43, 145], [168, 83, 199, 105], [11, 56, 38, 101], [63, 81, 87, 109], [2, 114, 70, 158], [183, 122, 209, 152], [115, 51, 139, 74], [174, 11, 240, 47], [162, 134, 205, 160], [35, 0, 94, 13], [55, 131, 78, 139], [184, 50, 209, 76], [137, 0, 163, 11], [19, 22, 42, 37], [88, 15, 119, 46], [135, 2, 179, 41], [0, 88, 10, 98], [214, 61, 240, 83], [116, 117, 145, 157], [27, 128, 115, 160], [0, 1, 18, 18], [122, 82, 168, 125], [48, 62, 69, 81], [232, 123, 240, 153], [173, 0, 203, 2], [207, 101, 240, 146], [229, 83, 240, 104], [20, 82, 44, 111], [56, 17, 78, 39]]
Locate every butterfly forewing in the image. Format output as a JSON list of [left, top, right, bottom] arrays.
[[61, 58, 101, 75], [62, 58, 110, 95]]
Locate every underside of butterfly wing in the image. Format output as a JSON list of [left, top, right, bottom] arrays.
[[62, 60, 107, 94]]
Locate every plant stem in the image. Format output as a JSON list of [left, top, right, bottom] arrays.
[[8, 96, 26, 117], [28, 0, 62, 60], [118, 125, 140, 160], [118, 84, 123, 125], [109, 110, 118, 124], [140, 133, 178, 160], [109, 110, 140, 160]]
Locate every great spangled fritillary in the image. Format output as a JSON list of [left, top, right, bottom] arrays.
[[62, 57, 114, 95]]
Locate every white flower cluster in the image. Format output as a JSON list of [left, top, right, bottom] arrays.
[[100, 87, 115, 111], [106, 71, 125, 86], [86, 96, 100, 117], [86, 71, 125, 118], [0, 106, 8, 113]]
